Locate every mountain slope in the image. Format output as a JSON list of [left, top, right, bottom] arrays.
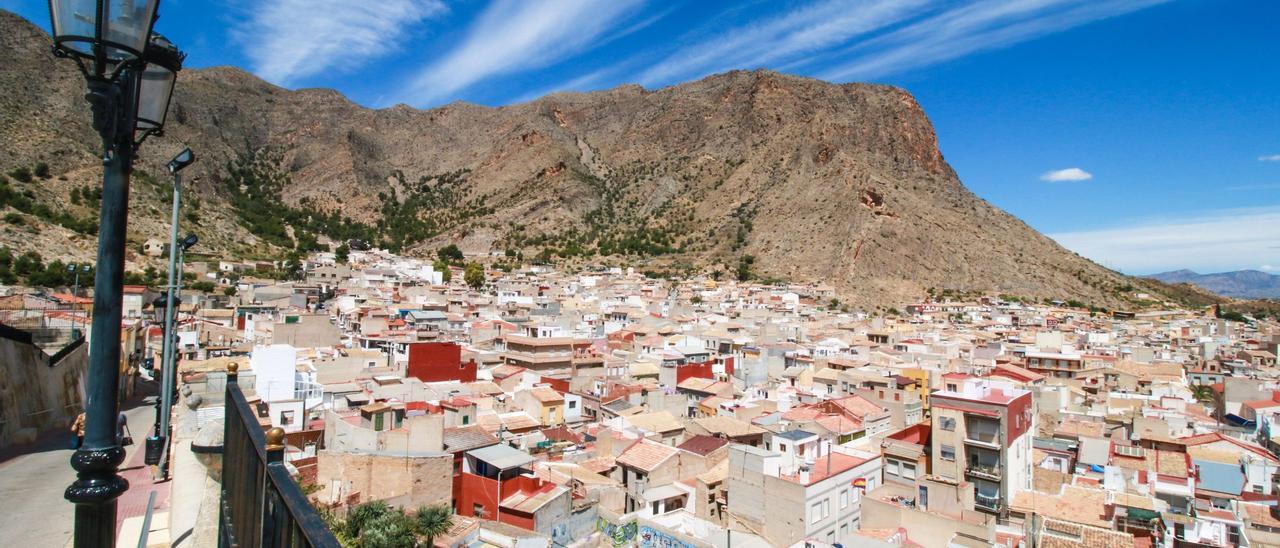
[[0, 10, 1146, 306], [1147, 269, 1280, 299]]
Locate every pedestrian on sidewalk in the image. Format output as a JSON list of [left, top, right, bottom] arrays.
[[70, 412, 85, 449], [117, 411, 133, 446]]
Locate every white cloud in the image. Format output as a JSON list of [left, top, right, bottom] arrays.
[[1259, 154, 1280, 162], [817, 0, 1167, 81], [1262, 265, 1276, 271], [397, 0, 644, 106], [233, 0, 446, 86], [1040, 167, 1093, 182], [637, 0, 929, 87], [1049, 207, 1280, 274]]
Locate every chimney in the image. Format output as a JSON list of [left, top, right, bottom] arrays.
[[799, 464, 810, 484]]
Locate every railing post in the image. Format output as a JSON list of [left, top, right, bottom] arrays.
[[219, 363, 237, 548], [263, 427, 286, 548]]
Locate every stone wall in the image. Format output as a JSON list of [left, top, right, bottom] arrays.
[[313, 449, 452, 510], [0, 334, 87, 448]]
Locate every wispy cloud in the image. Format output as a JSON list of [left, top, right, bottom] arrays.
[[818, 0, 1167, 81], [1260, 154, 1280, 162], [638, 0, 929, 87], [233, 0, 446, 87], [1049, 206, 1280, 274], [397, 0, 644, 106], [1040, 167, 1093, 182]]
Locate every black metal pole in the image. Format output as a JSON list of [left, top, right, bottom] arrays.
[[65, 69, 136, 548]]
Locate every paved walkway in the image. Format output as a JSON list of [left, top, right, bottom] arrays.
[[0, 382, 162, 548]]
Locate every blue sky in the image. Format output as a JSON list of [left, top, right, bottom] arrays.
[[6, 0, 1279, 275]]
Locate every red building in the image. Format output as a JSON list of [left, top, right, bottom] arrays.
[[407, 342, 476, 382], [455, 444, 570, 532], [675, 357, 735, 384]]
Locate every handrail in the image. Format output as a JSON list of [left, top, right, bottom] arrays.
[[220, 363, 340, 548]]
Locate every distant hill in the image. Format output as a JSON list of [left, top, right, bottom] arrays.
[[1146, 269, 1280, 299], [0, 9, 1170, 307]]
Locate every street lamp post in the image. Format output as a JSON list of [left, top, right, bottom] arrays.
[[153, 232, 196, 477], [67, 263, 90, 337], [47, 1, 184, 545], [147, 148, 192, 473]]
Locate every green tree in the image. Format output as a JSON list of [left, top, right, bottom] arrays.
[[358, 511, 416, 548], [464, 262, 485, 291], [223, 286, 237, 297], [13, 250, 42, 279], [436, 244, 464, 264], [335, 243, 350, 264], [190, 281, 215, 292], [8, 167, 32, 183], [343, 501, 393, 540], [413, 505, 453, 548], [33, 163, 50, 179], [736, 255, 755, 282], [433, 260, 452, 283]]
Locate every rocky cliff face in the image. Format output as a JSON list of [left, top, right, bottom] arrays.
[[0, 10, 1143, 306]]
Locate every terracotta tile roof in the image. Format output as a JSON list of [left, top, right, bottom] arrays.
[[527, 386, 564, 403], [443, 425, 499, 453], [677, 435, 729, 456], [616, 439, 680, 472], [1010, 485, 1110, 528], [776, 451, 873, 486], [691, 416, 765, 438], [1037, 518, 1136, 548]]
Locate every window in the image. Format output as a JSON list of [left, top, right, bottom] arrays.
[[1253, 485, 1265, 494], [840, 489, 849, 509], [886, 459, 899, 476], [811, 502, 823, 524], [902, 462, 917, 480], [280, 410, 295, 426], [840, 523, 848, 540], [462, 415, 470, 425], [894, 393, 901, 402], [826, 531, 835, 543], [822, 499, 830, 519], [568, 400, 577, 409], [946, 383, 958, 391], [940, 417, 955, 431], [941, 444, 956, 461]]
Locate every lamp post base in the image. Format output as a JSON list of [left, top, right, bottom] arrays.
[[66, 445, 129, 548]]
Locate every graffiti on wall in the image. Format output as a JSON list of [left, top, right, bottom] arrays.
[[637, 526, 695, 548], [597, 518, 638, 546]]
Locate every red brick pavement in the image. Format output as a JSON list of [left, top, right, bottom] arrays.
[[114, 431, 172, 539]]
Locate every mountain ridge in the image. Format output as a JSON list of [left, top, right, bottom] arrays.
[[0, 9, 1160, 307], [1146, 269, 1280, 299]]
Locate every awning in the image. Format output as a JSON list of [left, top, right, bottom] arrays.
[[642, 484, 687, 502], [468, 444, 535, 470]]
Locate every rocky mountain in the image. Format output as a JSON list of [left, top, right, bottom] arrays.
[[1147, 269, 1280, 300], [0, 10, 1155, 306]]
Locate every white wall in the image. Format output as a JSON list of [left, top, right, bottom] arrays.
[[251, 344, 298, 402]]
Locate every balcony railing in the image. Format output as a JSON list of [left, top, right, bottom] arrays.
[[964, 429, 1001, 447], [974, 493, 1001, 512], [966, 462, 1002, 481], [221, 365, 339, 548]]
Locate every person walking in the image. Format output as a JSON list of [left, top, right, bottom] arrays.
[[70, 412, 85, 449], [116, 411, 132, 446]]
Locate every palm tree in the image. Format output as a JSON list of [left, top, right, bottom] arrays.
[[414, 505, 454, 548]]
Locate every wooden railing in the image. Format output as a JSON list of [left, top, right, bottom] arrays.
[[219, 364, 339, 548]]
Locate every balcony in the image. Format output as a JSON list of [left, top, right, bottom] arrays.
[[964, 417, 1002, 448], [965, 461, 1002, 481], [974, 492, 1001, 512]]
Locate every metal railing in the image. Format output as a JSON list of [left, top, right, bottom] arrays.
[[220, 365, 339, 548], [974, 493, 1001, 511], [966, 461, 1002, 480]]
